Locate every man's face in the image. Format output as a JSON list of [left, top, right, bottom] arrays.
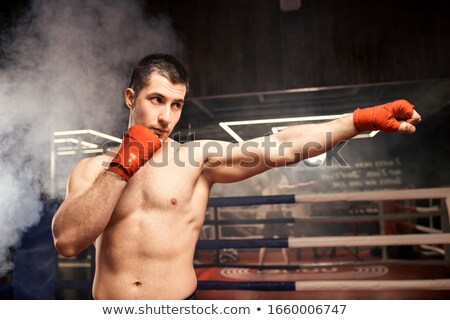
[[126, 73, 186, 141]]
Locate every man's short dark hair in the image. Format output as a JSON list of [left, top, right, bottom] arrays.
[[129, 54, 189, 97]]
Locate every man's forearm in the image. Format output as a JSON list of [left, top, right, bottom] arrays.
[[274, 114, 358, 163], [52, 171, 126, 257]]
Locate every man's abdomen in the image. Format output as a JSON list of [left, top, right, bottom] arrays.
[[93, 211, 200, 299]]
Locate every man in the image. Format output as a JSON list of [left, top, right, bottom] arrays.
[[51, 54, 421, 299]]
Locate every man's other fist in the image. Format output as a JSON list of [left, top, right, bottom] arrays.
[[107, 125, 162, 181]]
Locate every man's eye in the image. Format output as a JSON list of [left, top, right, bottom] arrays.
[[151, 97, 162, 104], [172, 103, 182, 110]]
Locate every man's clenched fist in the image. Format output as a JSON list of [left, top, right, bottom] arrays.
[[353, 99, 421, 133]]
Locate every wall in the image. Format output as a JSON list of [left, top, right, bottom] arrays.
[[153, 0, 450, 96]]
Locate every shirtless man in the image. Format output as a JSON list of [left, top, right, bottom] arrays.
[[51, 54, 421, 299]]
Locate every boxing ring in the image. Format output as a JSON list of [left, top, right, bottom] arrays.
[[1, 188, 450, 299], [195, 188, 450, 294]]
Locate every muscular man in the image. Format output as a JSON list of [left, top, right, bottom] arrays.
[[51, 54, 421, 299]]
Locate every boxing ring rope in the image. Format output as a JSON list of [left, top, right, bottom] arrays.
[[294, 188, 450, 218], [197, 234, 450, 249], [420, 245, 445, 256], [415, 224, 442, 234], [196, 187, 450, 291], [200, 188, 450, 251], [203, 212, 445, 230], [197, 279, 450, 291], [206, 188, 450, 218]]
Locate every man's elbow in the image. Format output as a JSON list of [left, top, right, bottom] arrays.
[[53, 237, 81, 258]]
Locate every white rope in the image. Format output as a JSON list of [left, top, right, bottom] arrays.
[[294, 188, 450, 203], [288, 233, 450, 248], [295, 279, 450, 291], [420, 245, 445, 256], [294, 187, 450, 222], [415, 225, 442, 234]]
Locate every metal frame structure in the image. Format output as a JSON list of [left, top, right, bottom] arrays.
[[50, 129, 121, 198]]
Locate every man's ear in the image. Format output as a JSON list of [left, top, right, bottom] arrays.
[[125, 88, 135, 110]]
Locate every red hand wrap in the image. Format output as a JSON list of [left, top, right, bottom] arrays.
[[353, 99, 415, 133], [107, 125, 162, 181]]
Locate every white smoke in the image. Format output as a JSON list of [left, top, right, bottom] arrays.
[[0, 0, 179, 276]]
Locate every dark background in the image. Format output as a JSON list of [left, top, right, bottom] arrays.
[[1, 0, 449, 190], [148, 0, 450, 191], [149, 0, 450, 96]]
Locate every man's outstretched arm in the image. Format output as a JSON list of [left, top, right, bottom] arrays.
[[203, 99, 421, 184]]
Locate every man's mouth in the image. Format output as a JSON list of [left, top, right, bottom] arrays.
[[151, 128, 167, 139]]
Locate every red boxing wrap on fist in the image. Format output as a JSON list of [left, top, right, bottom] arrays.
[[107, 125, 162, 181], [353, 99, 415, 133]]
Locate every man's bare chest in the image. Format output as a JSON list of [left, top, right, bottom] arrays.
[[122, 157, 205, 209]]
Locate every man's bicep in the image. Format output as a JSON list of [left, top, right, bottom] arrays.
[[204, 160, 270, 184], [203, 138, 274, 184]]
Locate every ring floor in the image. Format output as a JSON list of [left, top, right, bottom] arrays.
[[195, 248, 450, 299]]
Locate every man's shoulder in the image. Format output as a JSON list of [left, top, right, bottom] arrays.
[[65, 154, 110, 194], [78, 153, 112, 168], [72, 154, 111, 180]]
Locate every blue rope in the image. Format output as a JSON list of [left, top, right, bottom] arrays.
[[208, 194, 296, 207], [204, 217, 294, 225], [197, 238, 289, 249], [198, 280, 295, 291]]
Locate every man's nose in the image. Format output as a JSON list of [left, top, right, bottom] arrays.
[[158, 105, 171, 125]]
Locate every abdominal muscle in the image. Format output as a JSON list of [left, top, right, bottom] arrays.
[[92, 205, 201, 300], [91, 144, 210, 300]]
